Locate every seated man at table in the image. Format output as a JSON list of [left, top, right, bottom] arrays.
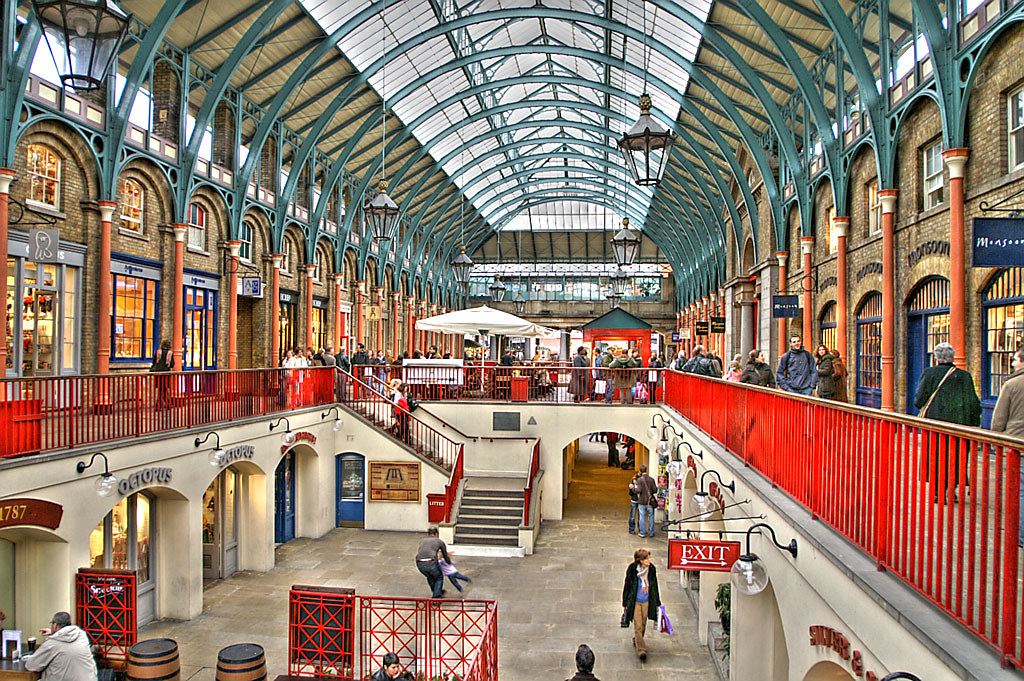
[[24, 611, 97, 681]]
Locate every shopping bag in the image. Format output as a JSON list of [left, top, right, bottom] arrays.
[[657, 605, 674, 635], [633, 382, 649, 401], [594, 379, 607, 394]]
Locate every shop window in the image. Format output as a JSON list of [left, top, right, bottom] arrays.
[[923, 142, 944, 209], [866, 180, 881, 236], [313, 305, 327, 352], [27, 144, 60, 210], [856, 293, 883, 407], [111, 274, 158, 361], [184, 287, 217, 370], [819, 301, 837, 351], [89, 493, 153, 584], [983, 268, 1024, 402], [313, 251, 323, 283], [188, 203, 206, 250], [1009, 87, 1024, 173], [63, 268, 77, 371], [281, 239, 292, 275], [239, 222, 253, 262], [119, 179, 144, 233], [279, 300, 296, 359], [825, 205, 837, 253]]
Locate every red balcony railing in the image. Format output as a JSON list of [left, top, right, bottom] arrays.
[[356, 364, 665, 404], [287, 587, 497, 681], [663, 370, 1024, 667], [444, 445, 465, 523], [0, 367, 335, 459], [523, 439, 541, 525], [338, 371, 461, 471]]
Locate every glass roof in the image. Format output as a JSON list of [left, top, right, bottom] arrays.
[[299, 0, 711, 234]]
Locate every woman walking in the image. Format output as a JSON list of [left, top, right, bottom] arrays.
[[621, 548, 660, 662], [739, 349, 777, 388]]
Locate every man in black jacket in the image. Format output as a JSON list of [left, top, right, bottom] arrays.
[[351, 343, 370, 396], [621, 548, 661, 662], [564, 644, 600, 681]]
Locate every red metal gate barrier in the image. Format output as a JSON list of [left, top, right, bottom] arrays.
[[662, 371, 1024, 668], [288, 587, 497, 681]]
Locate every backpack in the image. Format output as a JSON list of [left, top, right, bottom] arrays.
[[407, 396, 420, 412]]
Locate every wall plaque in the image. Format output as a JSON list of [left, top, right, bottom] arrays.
[[493, 412, 521, 431], [369, 462, 421, 502], [0, 498, 63, 530]]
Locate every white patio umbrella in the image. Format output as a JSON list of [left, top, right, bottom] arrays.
[[416, 305, 559, 338]]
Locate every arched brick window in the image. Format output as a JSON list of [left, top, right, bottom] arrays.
[[27, 144, 61, 209], [120, 178, 144, 233]]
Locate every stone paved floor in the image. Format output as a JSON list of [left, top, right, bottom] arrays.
[[141, 438, 719, 681]]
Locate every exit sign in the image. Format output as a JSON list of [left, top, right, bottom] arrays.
[[668, 539, 742, 572]]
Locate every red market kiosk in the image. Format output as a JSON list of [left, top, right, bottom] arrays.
[[582, 306, 653, 367]]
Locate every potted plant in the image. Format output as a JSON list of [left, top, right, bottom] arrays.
[[714, 582, 731, 658]]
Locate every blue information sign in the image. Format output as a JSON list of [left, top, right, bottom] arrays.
[[772, 295, 800, 318], [671, 332, 681, 343], [972, 217, 1024, 267]]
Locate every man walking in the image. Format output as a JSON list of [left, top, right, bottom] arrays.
[[681, 345, 716, 376], [352, 343, 371, 397], [991, 346, 1024, 545], [564, 644, 601, 681], [606, 431, 620, 467], [415, 526, 451, 598], [776, 334, 817, 395], [634, 465, 658, 538]]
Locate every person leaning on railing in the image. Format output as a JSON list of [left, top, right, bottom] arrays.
[[990, 346, 1024, 546]]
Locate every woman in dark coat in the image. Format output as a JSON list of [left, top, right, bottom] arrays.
[[739, 349, 777, 388], [913, 342, 981, 502], [815, 345, 836, 399], [621, 548, 661, 661], [830, 349, 849, 402], [568, 347, 592, 402]]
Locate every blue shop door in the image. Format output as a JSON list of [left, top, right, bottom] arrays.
[[274, 452, 296, 543], [906, 315, 926, 415], [336, 454, 365, 527]]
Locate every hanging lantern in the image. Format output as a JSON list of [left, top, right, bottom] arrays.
[[618, 94, 676, 187], [366, 179, 400, 242], [489, 277, 506, 303], [512, 288, 527, 315], [611, 217, 641, 267], [607, 292, 622, 309], [32, 0, 131, 91], [610, 266, 630, 296], [451, 245, 474, 285]]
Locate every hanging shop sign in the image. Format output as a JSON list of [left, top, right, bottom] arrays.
[[678, 328, 691, 340], [695, 321, 710, 336], [972, 218, 1024, 267], [906, 239, 949, 268], [28, 228, 61, 263], [671, 332, 681, 343], [808, 625, 881, 681], [0, 498, 63, 530], [668, 539, 741, 572], [117, 467, 173, 496], [369, 462, 421, 502], [365, 305, 382, 321], [772, 295, 800, 318], [710, 316, 726, 333], [241, 275, 263, 298]]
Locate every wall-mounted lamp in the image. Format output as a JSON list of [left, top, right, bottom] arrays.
[[647, 413, 670, 441], [730, 522, 798, 596], [675, 440, 703, 460], [322, 406, 344, 432], [691, 469, 736, 519], [880, 673, 922, 681], [196, 432, 226, 467], [270, 417, 295, 446], [76, 452, 116, 497]]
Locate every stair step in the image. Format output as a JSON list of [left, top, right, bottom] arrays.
[[460, 498, 523, 508], [458, 514, 520, 525], [454, 533, 519, 547], [462, 489, 524, 499], [455, 523, 518, 536]]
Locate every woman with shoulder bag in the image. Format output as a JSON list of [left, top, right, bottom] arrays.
[[621, 548, 660, 662], [150, 339, 174, 410]]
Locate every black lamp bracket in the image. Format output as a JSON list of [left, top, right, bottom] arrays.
[[195, 432, 221, 449], [699, 469, 736, 495], [676, 440, 703, 460], [76, 452, 109, 475], [269, 417, 291, 432], [321, 406, 342, 420], [744, 522, 798, 559]]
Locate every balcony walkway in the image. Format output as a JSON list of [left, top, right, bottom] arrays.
[[139, 439, 719, 681]]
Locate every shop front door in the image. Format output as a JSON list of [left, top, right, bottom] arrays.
[[202, 470, 240, 580], [21, 288, 58, 377], [275, 452, 296, 543], [336, 454, 365, 527]]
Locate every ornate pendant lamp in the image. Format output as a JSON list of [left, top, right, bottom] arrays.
[[618, 94, 675, 187], [451, 245, 474, 285], [366, 0, 400, 242], [512, 289, 527, 315], [611, 216, 641, 267], [488, 276, 506, 303], [32, 0, 130, 90], [610, 266, 630, 297]]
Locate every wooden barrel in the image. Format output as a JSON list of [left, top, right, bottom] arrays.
[[216, 644, 267, 681], [127, 638, 180, 681]]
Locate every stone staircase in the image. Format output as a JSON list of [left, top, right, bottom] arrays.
[[454, 480, 525, 547]]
